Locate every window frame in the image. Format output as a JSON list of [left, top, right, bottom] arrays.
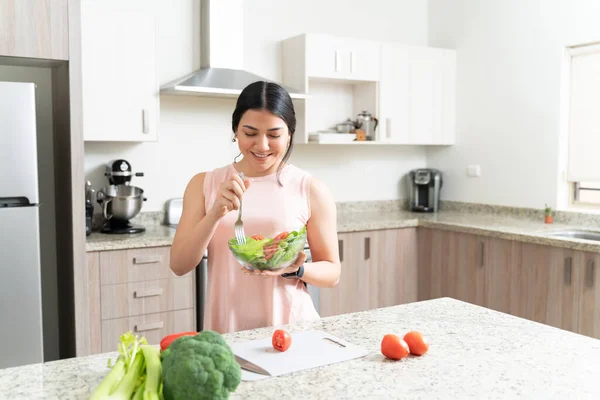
[[564, 42, 600, 210]]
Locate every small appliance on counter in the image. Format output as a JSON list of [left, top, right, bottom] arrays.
[[96, 159, 147, 234], [408, 168, 443, 213], [85, 181, 94, 236]]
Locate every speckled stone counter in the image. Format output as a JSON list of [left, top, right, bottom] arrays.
[[87, 207, 600, 253], [1, 298, 599, 399]]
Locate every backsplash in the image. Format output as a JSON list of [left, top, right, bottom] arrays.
[[92, 199, 600, 233]]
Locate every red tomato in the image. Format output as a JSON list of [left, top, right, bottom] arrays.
[[251, 235, 265, 240], [403, 331, 429, 356], [381, 334, 410, 360], [272, 329, 292, 352], [160, 331, 198, 351]]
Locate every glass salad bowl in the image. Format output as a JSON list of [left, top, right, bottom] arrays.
[[228, 226, 307, 271]]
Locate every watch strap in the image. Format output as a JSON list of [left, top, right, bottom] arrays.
[[282, 264, 304, 279]]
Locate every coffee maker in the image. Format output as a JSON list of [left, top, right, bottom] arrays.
[[408, 169, 443, 213], [96, 159, 147, 234]]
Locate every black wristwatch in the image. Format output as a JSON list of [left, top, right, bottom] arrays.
[[282, 264, 304, 279]]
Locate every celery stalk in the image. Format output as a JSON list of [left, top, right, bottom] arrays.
[[89, 356, 126, 400], [132, 380, 146, 400], [107, 352, 145, 400], [141, 345, 162, 400]]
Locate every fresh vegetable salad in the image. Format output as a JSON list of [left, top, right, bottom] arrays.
[[228, 225, 307, 271]]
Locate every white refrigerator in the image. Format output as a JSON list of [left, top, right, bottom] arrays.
[[0, 81, 44, 368]]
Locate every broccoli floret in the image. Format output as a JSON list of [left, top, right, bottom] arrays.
[[161, 331, 241, 400]]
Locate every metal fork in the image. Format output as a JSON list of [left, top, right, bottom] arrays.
[[234, 172, 246, 244]]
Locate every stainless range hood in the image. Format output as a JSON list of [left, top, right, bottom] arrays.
[[160, 0, 306, 99]]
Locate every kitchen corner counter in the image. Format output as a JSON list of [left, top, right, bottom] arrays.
[[86, 208, 600, 253], [2, 298, 600, 399], [86, 225, 177, 252]]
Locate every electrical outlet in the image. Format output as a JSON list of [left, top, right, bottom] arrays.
[[467, 165, 481, 177]]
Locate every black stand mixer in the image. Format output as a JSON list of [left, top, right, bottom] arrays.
[[96, 159, 147, 234]]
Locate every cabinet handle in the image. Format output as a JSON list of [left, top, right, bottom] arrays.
[[142, 109, 149, 134], [338, 239, 343, 262], [386, 118, 392, 139], [586, 259, 596, 288], [564, 257, 572, 285], [133, 288, 163, 299], [335, 50, 340, 72], [364, 237, 370, 260], [479, 241, 485, 267], [133, 256, 162, 265], [350, 51, 355, 73], [134, 321, 163, 332]]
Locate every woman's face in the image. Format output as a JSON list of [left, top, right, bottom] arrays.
[[235, 109, 290, 174]]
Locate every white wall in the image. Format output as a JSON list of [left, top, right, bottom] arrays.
[[427, 0, 600, 210], [84, 0, 429, 212]]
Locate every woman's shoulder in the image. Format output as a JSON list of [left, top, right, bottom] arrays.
[[185, 164, 233, 196]]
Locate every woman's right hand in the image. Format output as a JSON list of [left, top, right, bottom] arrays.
[[208, 174, 251, 219]]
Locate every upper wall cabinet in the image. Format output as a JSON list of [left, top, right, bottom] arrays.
[[80, 1, 159, 142], [282, 33, 456, 146], [304, 34, 381, 82], [0, 0, 69, 60], [379, 43, 456, 145]]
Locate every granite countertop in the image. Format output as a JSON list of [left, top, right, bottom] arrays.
[[86, 207, 600, 253], [2, 297, 600, 399]]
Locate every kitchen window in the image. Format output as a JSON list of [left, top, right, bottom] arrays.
[[565, 42, 600, 207]]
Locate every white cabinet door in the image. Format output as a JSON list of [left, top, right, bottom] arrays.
[[305, 34, 347, 80], [81, 3, 159, 142], [379, 43, 455, 145], [305, 34, 380, 82], [345, 38, 380, 82]]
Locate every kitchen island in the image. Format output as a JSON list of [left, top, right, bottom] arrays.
[[1, 298, 600, 399]]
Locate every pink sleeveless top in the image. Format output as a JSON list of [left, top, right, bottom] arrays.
[[202, 162, 320, 333]]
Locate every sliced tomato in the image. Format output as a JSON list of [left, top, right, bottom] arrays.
[[160, 331, 198, 351], [273, 231, 289, 241], [381, 334, 410, 360], [251, 234, 265, 240], [272, 329, 292, 352]]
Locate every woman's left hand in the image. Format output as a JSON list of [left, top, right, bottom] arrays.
[[242, 252, 307, 278]]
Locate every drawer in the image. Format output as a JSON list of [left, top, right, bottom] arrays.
[[100, 276, 195, 320], [101, 309, 195, 352], [99, 246, 191, 285]]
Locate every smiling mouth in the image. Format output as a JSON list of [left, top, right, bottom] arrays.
[[251, 152, 271, 159]]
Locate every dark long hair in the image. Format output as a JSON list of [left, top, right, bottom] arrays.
[[232, 81, 296, 186]]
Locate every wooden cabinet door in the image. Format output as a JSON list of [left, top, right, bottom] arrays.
[[320, 228, 417, 317], [513, 242, 580, 332], [578, 252, 600, 339], [0, 0, 69, 60], [417, 227, 446, 301], [368, 228, 417, 309], [484, 237, 518, 314], [319, 231, 370, 317]]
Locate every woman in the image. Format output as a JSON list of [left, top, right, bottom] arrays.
[[170, 81, 341, 334]]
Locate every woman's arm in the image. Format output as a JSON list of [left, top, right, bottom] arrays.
[[299, 177, 341, 288], [170, 173, 219, 276]]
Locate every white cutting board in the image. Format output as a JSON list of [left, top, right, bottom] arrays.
[[230, 330, 368, 381]]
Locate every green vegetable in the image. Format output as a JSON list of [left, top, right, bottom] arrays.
[[161, 330, 241, 400], [90, 331, 163, 400], [141, 345, 162, 400], [229, 226, 307, 270]]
